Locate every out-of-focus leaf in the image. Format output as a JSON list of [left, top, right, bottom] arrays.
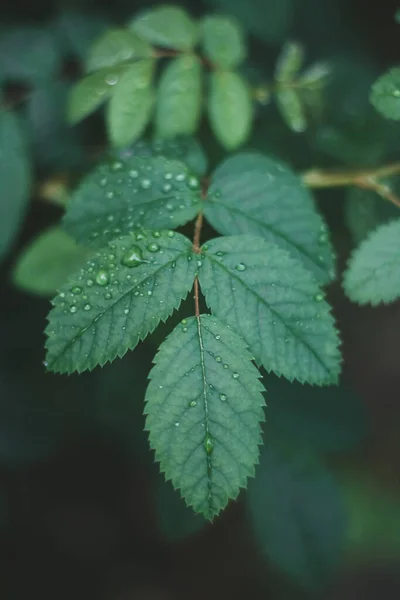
[[370, 67, 400, 121], [129, 5, 198, 51], [86, 28, 153, 72]]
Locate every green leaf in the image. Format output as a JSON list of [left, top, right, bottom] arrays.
[[45, 230, 196, 374], [67, 64, 128, 124], [266, 375, 366, 453], [12, 227, 91, 297], [275, 41, 304, 83], [344, 187, 398, 245], [343, 218, 400, 305], [275, 87, 307, 133], [208, 71, 252, 149], [145, 314, 265, 520], [205, 152, 335, 284], [63, 155, 202, 247], [0, 110, 31, 261], [199, 235, 341, 385], [86, 28, 153, 72], [370, 67, 400, 121], [247, 439, 346, 588], [201, 15, 246, 69], [129, 5, 198, 51], [114, 136, 208, 176], [155, 55, 202, 138], [107, 59, 155, 147]]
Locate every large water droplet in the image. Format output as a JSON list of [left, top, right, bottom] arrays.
[[175, 173, 186, 182], [187, 176, 199, 189], [129, 169, 139, 178], [147, 242, 160, 253], [70, 306, 77, 314], [121, 246, 144, 268], [204, 434, 214, 455], [96, 269, 110, 286], [236, 263, 246, 271], [71, 286, 82, 295], [84, 304, 92, 311]]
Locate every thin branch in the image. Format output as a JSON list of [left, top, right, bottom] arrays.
[[193, 277, 200, 317], [192, 212, 203, 254]]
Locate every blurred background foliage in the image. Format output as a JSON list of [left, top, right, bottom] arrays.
[[1, 0, 400, 599]]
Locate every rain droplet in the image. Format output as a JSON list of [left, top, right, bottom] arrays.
[[70, 306, 77, 314], [84, 304, 91, 311], [87, 279, 94, 287], [141, 178, 151, 189], [152, 231, 161, 238], [315, 293, 324, 302], [204, 434, 214, 455], [164, 172, 173, 180], [71, 286, 82, 295], [111, 161, 123, 171], [105, 292, 112, 300], [236, 263, 246, 271], [121, 246, 144, 267], [147, 290, 153, 296], [96, 270, 110, 286], [219, 393, 227, 402], [187, 176, 199, 189], [215, 334, 221, 340], [233, 372, 240, 379], [215, 356, 222, 362], [181, 319, 187, 324], [216, 251, 224, 258], [182, 327, 188, 333], [175, 173, 186, 182], [197, 260, 202, 267], [167, 231, 175, 238], [129, 169, 139, 178], [174, 421, 180, 427], [105, 73, 118, 85], [135, 232, 145, 241], [163, 183, 172, 193], [147, 242, 160, 253], [189, 400, 197, 408], [124, 309, 130, 315]]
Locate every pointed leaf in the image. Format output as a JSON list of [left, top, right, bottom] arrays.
[[275, 87, 307, 133], [370, 67, 400, 121], [129, 5, 198, 51], [12, 227, 91, 297], [0, 110, 31, 261], [67, 65, 128, 124], [107, 59, 155, 147], [201, 15, 246, 69], [247, 439, 346, 588], [343, 218, 400, 305], [275, 41, 304, 83], [63, 155, 202, 247], [155, 55, 202, 138], [205, 152, 335, 284], [145, 314, 265, 520], [45, 230, 196, 374], [86, 28, 153, 72], [208, 71, 253, 150], [199, 235, 341, 385]]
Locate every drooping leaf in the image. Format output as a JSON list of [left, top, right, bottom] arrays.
[[129, 5, 198, 51], [275, 87, 307, 133], [0, 110, 31, 261], [247, 439, 346, 588], [199, 235, 341, 385], [208, 71, 252, 149], [145, 314, 265, 520], [205, 152, 335, 284], [201, 15, 246, 69], [107, 59, 155, 147], [63, 155, 202, 247], [67, 64, 128, 124], [114, 136, 208, 176], [265, 375, 366, 453], [86, 28, 153, 72], [12, 227, 91, 297], [275, 41, 304, 83], [370, 67, 400, 121], [155, 55, 202, 138], [344, 187, 398, 245], [45, 230, 196, 374], [343, 218, 400, 305]]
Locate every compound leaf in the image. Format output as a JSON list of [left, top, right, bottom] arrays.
[[370, 67, 400, 121], [45, 230, 196, 374], [205, 152, 335, 284], [145, 314, 265, 519], [155, 55, 202, 138], [129, 5, 198, 51], [247, 439, 346, 588], [12, 227, 91, 297], [199, 235, 341, 385], [63, 155, 202, 247], [208, 71, 252, 150], [201, 15, 246, 69], [343, 218, 400, 305], [86, 28, 153, 72], [107, 59, 155, 147]]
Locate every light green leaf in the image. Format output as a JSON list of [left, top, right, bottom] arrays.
[[266, 375, 366, 453], [45, 230, 196, 374], [370, 67, 400, 120], [275, 87, 307, 133], [247, 439, 346, 588], [205, 152, 335, 284], [145, 314, 265, 520], [0, 110, 31, 261], [12, 227, 91, 297], [67, 64, 128, 124], [86, 28, 153, 72], [107, 59, 155, 147], [275, 41, 304, 83], [343, 218, 400, 305], [201, 15, 246, 69], [63, 155, 202, 247], [208, 71, 252, 149], [199, 235, 341, 385], [155, 55, 202, 138], [129, 5, 198, 51]]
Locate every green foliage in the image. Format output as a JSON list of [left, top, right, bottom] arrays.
[[205, 153, 335, 283], [343, 218, 400, 305], [370, 67, 400, 121], [199, 235, 341, 384], [344, 187, 398, 244], [201, 15, 246, 69], [145, 314, 265, 519], [86, 28, 153, 72], [247, 439, 346, 588], [45, 230, 196, 374], [12, 227, 90, 297], [129, 5, 198, 51], [0, 110, 31, 261]]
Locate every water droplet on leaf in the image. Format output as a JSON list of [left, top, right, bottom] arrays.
[[96, 270, 110, 286]]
